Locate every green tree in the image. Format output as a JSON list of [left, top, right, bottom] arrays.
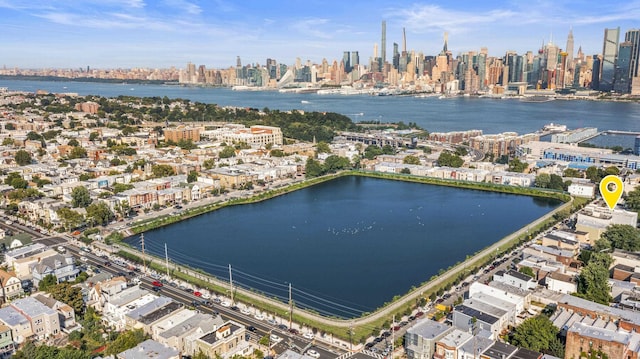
[[26, 131, 42, 141], [437, 151, 464, 168], [38, 274, 57, 291], [549, 174, 565, 190], [508, 158, 528, 173], [316, 141, 331, 154], [187, 170, 198, 183], [89, 132, 100, 141], [113, 183, 134, 194], [585, 166, 604, 183], [105, 329, 148, 355], [599, 224, 640, 251], [510, 315, 563, 356], [455, 146, 468, 156], [534, 173, 551, 188], [1, 138, 13, 146], [57, 207, 84, 231], [67, 138, 80, 147], [625, 187, 640, 213], [86, 201, 115, 226], [518, 266, 535, 278], [563, 168, 582, 178], [403, 155, 420, 165], [604, 166, 620, 176], [323, 155, 351, 173], [14, 149, 32, 166], [364, 145, 383, 160], [576, 260, 612, 305], [151, 164, 176, 178], [79, 172, 96, 181], [270, 149, 285, 157], [382, 144, 396, 155], [305, 158, 324, 178], [400, 168, 411, 174], [68, 146, 87, 159], [71, 186, 92, 208], [219, 146, 236, 158], [203, 158, 215, 169], [49, 282, 84, 315]]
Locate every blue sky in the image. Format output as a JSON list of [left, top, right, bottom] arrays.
[[1, 0, 639, 69]]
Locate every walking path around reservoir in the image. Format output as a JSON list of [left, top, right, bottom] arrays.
[[103, 196, 573, 330]]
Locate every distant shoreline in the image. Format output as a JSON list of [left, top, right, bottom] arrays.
[[2, 75, 640, 103], [0, 74, 169, 85]]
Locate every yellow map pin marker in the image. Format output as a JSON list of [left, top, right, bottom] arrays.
[[599, 175, 624, 210]]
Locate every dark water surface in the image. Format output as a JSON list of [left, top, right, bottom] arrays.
[[125, 176, 560, 318]]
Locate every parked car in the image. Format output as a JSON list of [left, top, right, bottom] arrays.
[[152, 281, 163, 287], [306, 350, 320, 358]]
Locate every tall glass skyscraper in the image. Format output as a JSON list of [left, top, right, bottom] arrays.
[[600, 27, 620, 91], [625, 30, 640, 78], [614, 42, 632, 93]]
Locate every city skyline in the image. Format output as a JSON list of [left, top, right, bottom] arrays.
[[1, 0, 640, 69]]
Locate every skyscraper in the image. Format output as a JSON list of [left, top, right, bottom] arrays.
[[626, 30, 640, 76], [351, 51, 360, 69], [343, 51, 351, 73], [565, 28, 575, 70], [381, 21, 387, 65], [565, 28, 575, 87], [614, 41, 632, 93], [392, 43, 399, 69], [600, 27, 620, 91]]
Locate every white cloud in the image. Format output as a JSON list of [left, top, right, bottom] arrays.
[[290, 18, 332, 39]]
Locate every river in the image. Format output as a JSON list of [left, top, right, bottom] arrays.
[[1, 79, 640, 136]]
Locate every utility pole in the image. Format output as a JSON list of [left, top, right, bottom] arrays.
[[288, 283, 293, 329], [141, 233, 147, 275], [349, 321, 354, 352], [229, 264, 234, 304], [164, 243, 170, 278], [391, 315, 395, 359]]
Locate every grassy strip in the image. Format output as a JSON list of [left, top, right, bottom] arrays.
[[351, 170, 571, 202]]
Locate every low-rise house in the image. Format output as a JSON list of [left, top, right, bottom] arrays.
[[150, 307, 196, 340], [469, 282, 529, 314], [568, 182, 595, 198], [0, 270, 23, 301], [479, 341, 518, 359], [544, 271, 577, 294], [134, 301, 183, 335], [11, 296, 60, 339], [405, 319, 454, 359], [565, 322, 640, 359], [87, 276, 128, 311], [102, 286, 157, 330], [156, 312, 224, 353], [556, 294, 640, 332], [116, 338, 180, 359], [187, 320, 250, 359], [30, 253, 79, 287], [0, 324, 15, 359], [493, 269, 537, 290], [33, 294, 78, 333], [452, 303, 502, 339], [541, 232, 580, 255], [457, 335, 494, 359], [4, 243, 46, 270], [612, 249, 640, 269], [0, 306, 31, 344], [434, 328, 473, 359]]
